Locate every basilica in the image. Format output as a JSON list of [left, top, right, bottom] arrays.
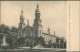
[[18, 4, 57, 47]]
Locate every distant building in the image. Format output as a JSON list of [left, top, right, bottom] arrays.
[[33, 4, 43, 37], [42, 28, 56, 44], [18, 4, 57, 48]]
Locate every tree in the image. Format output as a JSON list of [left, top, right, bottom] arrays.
[[18, 37, 26, 47], [0, 24, 10, 47], [0, 24, 10, 34], [37, 36, 46, 47], [48, 40, 52, 48], [0, 34, 3, 45], [11, 26, 18, 33], [0, 24, 19, 49], [6, 34, 18, 49]]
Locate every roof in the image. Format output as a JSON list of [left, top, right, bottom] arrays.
[[22, 25, 33, 37], [42, 33, 56, 37], [23, 25, 33, 31]]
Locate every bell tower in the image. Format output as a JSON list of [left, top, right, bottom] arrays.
[[33, 3, 43, 37], [18, 9, 25, 38], [48, 27, 50, 35]]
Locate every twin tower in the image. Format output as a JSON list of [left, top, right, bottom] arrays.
[[18, 4, 43, 38]]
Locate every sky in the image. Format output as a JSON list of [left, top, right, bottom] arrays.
[[1, 1, 67, 38]]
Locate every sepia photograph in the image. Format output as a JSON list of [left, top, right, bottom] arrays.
[[0, 1, 67, 52]]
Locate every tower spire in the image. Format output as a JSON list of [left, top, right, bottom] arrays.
[[27, 20, 29, 25], [37, 0, 39, 9], [37, 0, 38, 5], [18, 5, 25, 38], [33, 1, 42, 37], [54, 31, 55, 36], [48, 26, 50, 35], [37, 3, 39, 9], [21, 9, 23, 14], [21, 5, 23, 14], [36, 0, 40, 13]]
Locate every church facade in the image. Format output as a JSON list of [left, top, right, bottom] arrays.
[[18, 4, 57, 47], [18, 4, 43, 38]]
